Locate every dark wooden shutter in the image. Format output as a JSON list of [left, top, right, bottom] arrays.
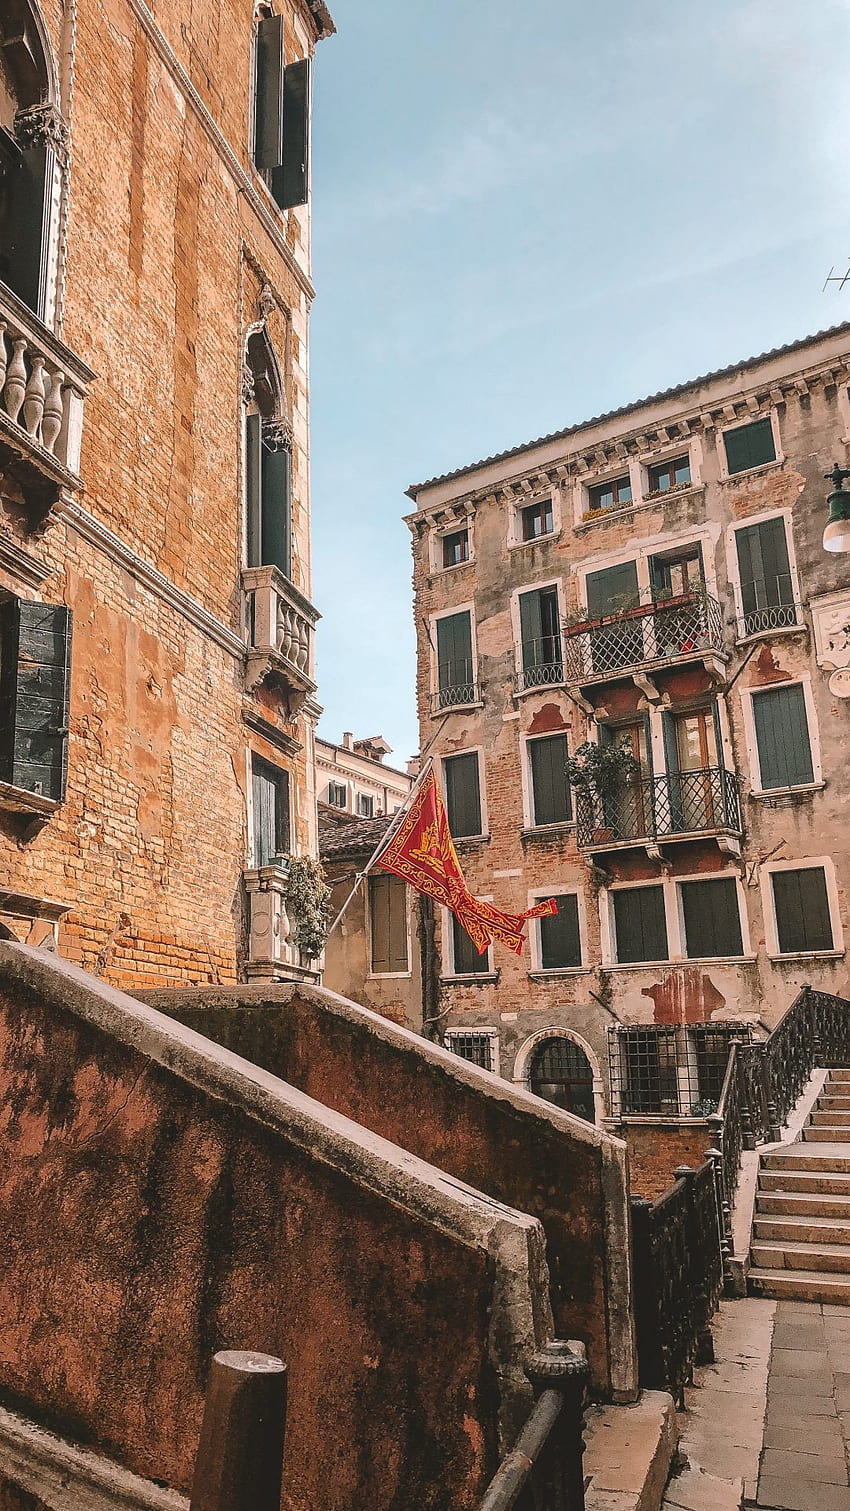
[[436, 612, 472, 692], [519, 589, 543, 670], [586, 560, 639, 616], [444, 752, 481, 837], [681, 878, 743, 958], [772, 869, 833, 954], [540, 894, 581, 969], [254, 15, 285, 169], [246, 413, 263, 567], [388, 875, 408, 971], [752, 684, 813, 789], [369, 873, 391, 972], [261, 437, 291, 577], [0, 131, 50, 316], [0, 599, 72, 801], [723, 418, 775, 474], [452, 913, 489, 974], [252, 757, 289, 865], [613, 887, 667, 964], [272, 58, 310, 209], [736, 517, 792, 616], [529, 734, 571, 825]]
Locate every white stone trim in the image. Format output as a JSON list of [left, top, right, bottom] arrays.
[[506, 484, 562, 550], [759, 855, 844, 960], [428, 515, 475, 573], [717, 408, 784, 480], [726, 506, 802, 637], [512, 1026, 606, 1124]]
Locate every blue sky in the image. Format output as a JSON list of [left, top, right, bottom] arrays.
[[310, 0, 850, 766]]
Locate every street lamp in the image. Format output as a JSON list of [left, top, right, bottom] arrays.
[[823, 463, 850, 553]]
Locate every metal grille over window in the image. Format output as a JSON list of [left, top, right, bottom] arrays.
[[529, 1036, 595, 1122], [608, 1024, 751, 1117], [445, 1032, 494, 1071]]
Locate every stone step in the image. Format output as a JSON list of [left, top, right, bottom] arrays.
[[817, 1095, 850, 1111], [748, 1266, 850, 1304], [827, 1068, 850, 1083], [756, 1189, 850, 1217], [760, 1168, 850, 1195], [661, 1462, 743, 1511], [751, 1239, 850, 1273], [753, 1213, 850, 1245], [811, 1107, 850, 1125], [761, 1143, 850, 1172], [803, 1124, 850, 1141]]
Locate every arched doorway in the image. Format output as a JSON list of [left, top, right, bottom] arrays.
[[526, 1034, 597, 1123]]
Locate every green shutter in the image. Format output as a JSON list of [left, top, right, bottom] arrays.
[[773, 869, 833, 954], [529, 734, 571, 825], [444, 752, 482, 837], [736, 517, 792, 619], [519, 589, 543, 670], [273, 58, 311, 209], [252, 757, 289, 865], [261, 437, 291, 577], [254, 15, 285, 169], [436, 612, 473, 693], [452, 913, 489, 974], [681, 879, 743, 958], [752, 684, 813, 790], [540, 895, 581, 969], [370, 873, 391, 971], [245, 414, 262, 567], [388, 875, 409, 971], [0, 599, 72, 802], [586, 560, 639, 617], [613, 887, 668, 964], [724, 418, 776, 474]]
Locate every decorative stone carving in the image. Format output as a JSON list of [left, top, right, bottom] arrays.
[[258, 283, 277, 320], [262, 417, 294, 452], [15, 104, 70, 161], [241, 361, 255, 406], [810, 589, 850, 698]]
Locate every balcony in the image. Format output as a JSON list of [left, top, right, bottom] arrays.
[[513, 634, 564, 694], [243, 565, 319, 711], [736, 577, 804, 640], [562, 591, 726, 688], [576, 767, 742, 853], [0, 281, 95, 518], [244, 862, 320, 982]]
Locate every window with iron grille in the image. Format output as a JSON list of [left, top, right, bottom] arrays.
[[450, 913, 491, 976], [609, 1023, 749, 1117], [680, 878, 744, 959], [648, 455, 691, 494], [751, 684, 814, 790], [538, 894, 582, 970], [327, 780, 347, 808], [445, 1030, 497, 1071], [443, 752, 482, 838], [612, 886, 668, 964], [771, 867, 834, 955], [588, 474, 632, 512], [528, 733, 571, 826], [723, 417, 776, 475], [528, 1036, 595, 1122], [520, 497, 554, 541], [442, 529, 469, 568]]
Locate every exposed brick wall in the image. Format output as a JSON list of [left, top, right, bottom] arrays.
[[621, 1122, 714, 1201]]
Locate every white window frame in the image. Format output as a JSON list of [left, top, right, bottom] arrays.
[[429, 518, 475, 574], [429, 601, 481, 709], [718, 409, 784, 480], [440, 747, 488, 839], [578, 460, 641, 524], [675, 871, 753, 963], [444, 1026, 501, 1074], [726, 507, 802, 643], [638, 438, 700, 500], [356, 792, 375, 818], [326, 779, 348, 809], [760, 857, 844, 961], [440, 900, 495, 979], [527, 887, 588, 974], [510, 576, 565, 689], [601, 878, 676, 968], [740, 676, 823, 796], [521, 728, 574, 831], [366, 871, 413, 980], [507, 488, 562, 550]]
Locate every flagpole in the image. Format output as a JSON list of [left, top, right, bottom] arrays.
[[324, 756, 434, 941]]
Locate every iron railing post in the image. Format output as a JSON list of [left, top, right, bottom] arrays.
[[630, 1195, 662, 1390], [525, 1340, 589, 1511], [705, 1127, 733, 1293], [189, 1350, 288, 1511], [674, 1166, 709, 1369]]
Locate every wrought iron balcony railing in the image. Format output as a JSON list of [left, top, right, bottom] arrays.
[[432, 658, 480, 713], [575, 766, 741, 848], [562, 591, 724, 685], [243, 565, 319, 710], [736, 575, 802, 638], [514, 634, 564, 693]]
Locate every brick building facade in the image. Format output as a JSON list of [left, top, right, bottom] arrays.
[[405, 324, 850, 1133], [0, 0, 333, 986]]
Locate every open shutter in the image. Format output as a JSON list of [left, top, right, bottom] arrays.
[[0, 130, 50, 317], [586, 560, 639, 616], [246, 413, 262, 567], [736, 518, 791, 616], [272, 57, 311, 209], [261, 437, 291, 577], [0, 599, 72, 801], [254, 15, 285, 169]]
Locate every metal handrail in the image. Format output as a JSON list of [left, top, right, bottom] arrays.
[[476, 1341, 589, 1511]]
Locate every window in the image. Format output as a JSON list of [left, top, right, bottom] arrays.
[[610, 1024, 748, 1117], [253, 16, 311, 210], [528, 1037, 595, 1121], [538, 895, 582, 970], [772, 868, 834, 955], [451, 914, 491, 975], [723, 417, 776, 475], [612, 887, 668, 964], [445, 1030, 498, 1071], [251, 756, 290, 866], [520, 497, 554, 541], [327, 781, 347, 808], [442, 529, 469, 568], [369, 873, 409, 973], [734, 516, 796, 635], [588, 474, 632, 513], [443, 752, 482, 837], [751, 684, 814, 790], [0, 597, 72, 803], [357, 793, 375, 818], [680, 878, 743, 959], [518, 586, 562, 687], [436, 611, 476, 707], [648, 455, 691, 494], [528, 733, 571, 826], [246, 415, 292, 577], [0, 8, 58, 319]]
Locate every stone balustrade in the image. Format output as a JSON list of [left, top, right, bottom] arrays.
[[0, 283, 95, 485], [243, 564, 320, 708]]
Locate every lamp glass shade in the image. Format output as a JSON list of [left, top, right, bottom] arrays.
[[823, 515, 850, 553]]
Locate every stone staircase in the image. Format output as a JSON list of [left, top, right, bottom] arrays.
[[749, 1068, 850, 1303]]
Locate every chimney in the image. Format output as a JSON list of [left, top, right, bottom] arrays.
[[341, 732, 354, 751]]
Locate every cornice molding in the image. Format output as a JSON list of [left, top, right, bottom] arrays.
[[125, 0, 315, 305], [241, 706, 302, 756], [53, 498, 245, 659], [0, 529, 52, 587]]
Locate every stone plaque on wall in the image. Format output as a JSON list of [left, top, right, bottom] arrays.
[[810, 589, 850, 698]]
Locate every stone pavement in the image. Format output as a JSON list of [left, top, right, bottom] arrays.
[[660, 1296, 850, 1511]]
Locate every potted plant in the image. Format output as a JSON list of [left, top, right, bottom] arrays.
[[567, 739, 641, 843]]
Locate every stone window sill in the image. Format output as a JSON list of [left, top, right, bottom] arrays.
[[508, 532, 561, 551], [528, 968, 590, 980], [454, 834, 492, 851], [0, 780, 59, 817], [439, 973, 499, 986], [719, 457, 785, 484], [735, 624, 808, 648], [520, 823, 575, 840], [604, 956, 757, 971], [748, 783, 825, 801], [768, 950, 845, 963]]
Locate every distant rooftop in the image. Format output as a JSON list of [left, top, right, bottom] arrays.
[[319, 814, 392, 861], [405, 321, 850, 499]]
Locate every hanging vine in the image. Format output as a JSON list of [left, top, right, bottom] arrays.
[[285, 855, 332, 959]]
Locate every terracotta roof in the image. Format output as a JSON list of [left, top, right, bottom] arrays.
[[319, 813, 393, 860], [405, 320, 850, 499]]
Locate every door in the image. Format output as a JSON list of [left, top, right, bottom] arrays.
[[529, 1037, 595, 1123], [735, 518, 794, 633], [585, 561, 642, 675], [663, 707, 719, 832], [605, 719, 651, 839], [519, 587, 561, 686]]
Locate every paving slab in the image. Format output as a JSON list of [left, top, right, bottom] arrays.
[[769, 1347, 832, 1375], [763, 1421, 845, 1453], [760, 1446, 847, 1482], [661, 1463, 742, 1511], [766, 1371, 834, 1396], [584, 1389, 677, 1511], [757, 1475, 850, 1510], [765, 1396, 838, 1422]]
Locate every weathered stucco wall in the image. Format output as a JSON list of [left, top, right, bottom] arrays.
[[141, 980, 637, 1402], [0, 944, 552, 1511]]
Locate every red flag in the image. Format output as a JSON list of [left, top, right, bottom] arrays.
[[376, 766, 556, 955]]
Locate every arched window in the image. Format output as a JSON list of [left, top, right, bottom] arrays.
[[243, 314, 292, 579], [528, 1036, 596, 1123], [0, 1, 65, 320]]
